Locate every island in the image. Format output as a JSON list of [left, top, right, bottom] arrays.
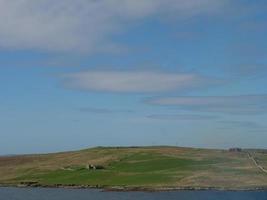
[[0, 146, 267, 191]]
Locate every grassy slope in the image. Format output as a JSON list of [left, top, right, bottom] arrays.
[[0, 146, 267, 189]]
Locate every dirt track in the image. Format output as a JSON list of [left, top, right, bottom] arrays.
[[248, 153, 267, 174]]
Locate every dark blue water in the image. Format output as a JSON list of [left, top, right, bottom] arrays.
[[0, 187, 267, 200]]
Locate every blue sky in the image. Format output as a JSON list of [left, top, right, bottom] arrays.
[[1, 0, 267, 154]]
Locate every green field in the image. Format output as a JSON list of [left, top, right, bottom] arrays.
[[0, 146, 267, 190]]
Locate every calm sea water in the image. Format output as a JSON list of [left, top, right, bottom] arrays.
[[0, 187, 267, 200]]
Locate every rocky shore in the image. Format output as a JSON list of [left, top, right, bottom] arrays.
[[0, 182, 266, 192]]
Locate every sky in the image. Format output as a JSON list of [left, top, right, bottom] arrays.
[[1, 0, 267, 154]]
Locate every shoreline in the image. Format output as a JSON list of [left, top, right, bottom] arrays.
[[0, 183, 266, 192]]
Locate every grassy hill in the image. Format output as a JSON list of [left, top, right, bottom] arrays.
[[0, 146, 267, 190]]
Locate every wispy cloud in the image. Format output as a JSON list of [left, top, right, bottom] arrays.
[[79, 107, 133, 114], [147, 114, 218, 120], [222, 63, 267, 78], [148, 95, 267, 115], [61, 70, 216, 93], [0, 0, 229, 52], [219, 120, 267, 132]]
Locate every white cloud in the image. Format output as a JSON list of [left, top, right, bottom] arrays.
[[0, 0, 228, 52], [148, 95, 267, 114], [61, 71, 213, 93]]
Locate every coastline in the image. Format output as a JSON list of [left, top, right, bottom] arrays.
[[0, 183, 266, 192], [1, 147, 266, 193]]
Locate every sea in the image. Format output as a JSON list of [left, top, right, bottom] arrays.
[[0, 187, 267, 200]]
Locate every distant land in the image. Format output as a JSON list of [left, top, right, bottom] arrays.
[[0, 146, 267, 191]]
